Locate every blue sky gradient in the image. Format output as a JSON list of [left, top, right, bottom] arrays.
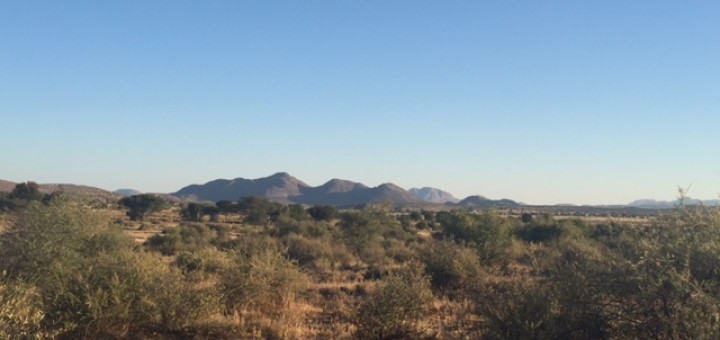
[[1, 1, 719, 204]]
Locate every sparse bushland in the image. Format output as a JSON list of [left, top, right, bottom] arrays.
[[1, 192, 719, 339]]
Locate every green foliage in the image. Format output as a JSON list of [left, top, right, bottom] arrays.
[[275, 216, 329, 238], [340, 209, 405, 263], [180, 202, 222, 222], [10, 182, 43, 201], [119, 194, 168, 221], [1, 182, 54, 211], [475, 277, 571, 340], [0, 202, 221, 336], [285, 233, 333, 267], [215, 200, 235, 214], [173, 247, 233, 274], [0, 201, 131, 279], [180, 202, 204, 221], [280, 204, 310, 221], [0, 192, 17, 211], [514, 221, 563, 243], [438, 210, 513, 260], [420, 239, 484, 292], [145, 223, 224, 255], [476, 207, 720, 340], [236, 196, 282, 226], [221, 248, 309, 313], [354, 263, 433, 339]]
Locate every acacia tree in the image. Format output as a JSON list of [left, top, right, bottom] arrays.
[[307, 205, 337, 221], [10, 182, 43, 201], [236, 196, 281, 226], [119, 194, 168, 221]]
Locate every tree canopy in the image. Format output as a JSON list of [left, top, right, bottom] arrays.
[[119, 194, 168, 221]]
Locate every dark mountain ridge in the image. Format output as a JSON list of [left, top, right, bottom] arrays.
[[456, 195, 521, 208], [174, 172, 310, 203], [174, 173, 417, 206]]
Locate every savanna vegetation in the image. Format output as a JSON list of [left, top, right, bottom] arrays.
[[1, 183, 719, 339]]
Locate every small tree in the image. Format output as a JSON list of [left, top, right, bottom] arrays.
[[308, 205, 337, 221], [180, 202, 219, 222], [119, 194, 168, 221], [236, 196, 281, 226], [216, 200, 235, 219]]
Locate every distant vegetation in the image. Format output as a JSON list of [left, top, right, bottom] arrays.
[[1, 182, 720, 339]]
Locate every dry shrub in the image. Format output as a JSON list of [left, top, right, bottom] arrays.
[[0, 274, 55, 339]]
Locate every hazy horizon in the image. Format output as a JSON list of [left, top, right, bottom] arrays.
[[2, 2, 719, 205]]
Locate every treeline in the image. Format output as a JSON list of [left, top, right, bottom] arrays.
[[1, 192, 720, 339]]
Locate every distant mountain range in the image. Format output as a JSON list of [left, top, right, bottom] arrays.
[[628, 198, 720, 209], [3, 175, 716, 211], [171, 172, 519, 207], [173, 172, 414, 206]]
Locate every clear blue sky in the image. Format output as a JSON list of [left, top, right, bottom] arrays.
[[1, 1, 719, 205]]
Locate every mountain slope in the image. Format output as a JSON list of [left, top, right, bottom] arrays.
[[114, 189, 143, 197], [0, 180, 15, 192], [409, 187, 460, 204], [0, 180, 112, 197]]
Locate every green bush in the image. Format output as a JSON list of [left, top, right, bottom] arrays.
[[0, 201, 131, 281], [221, 248, 309, 314], [438, 210, 513, 260], [173, 247, 233, 274], [145, 223, 220, 255], [354, 263, 433, 339], [420, 240, 484, 292], [285, 233, 334, 268]]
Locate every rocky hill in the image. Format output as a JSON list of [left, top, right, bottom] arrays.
[[173, 172, 310, 203], [0, 179, 112, 197], [456, 195, 521, 208]]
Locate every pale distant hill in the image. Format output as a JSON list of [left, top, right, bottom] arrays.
[[173, 173, 418, 206], [409, 187, 460, 204], [628, 198, 720, 209], [114, 189, 143, 197]]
